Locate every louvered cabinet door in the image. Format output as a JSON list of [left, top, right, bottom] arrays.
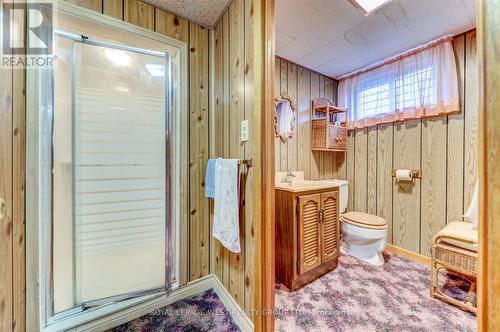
[[320, 191, 340, 263], [297, 194, 322, 275]]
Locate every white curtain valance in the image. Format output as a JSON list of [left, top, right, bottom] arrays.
[[338, 36, 460, 129]]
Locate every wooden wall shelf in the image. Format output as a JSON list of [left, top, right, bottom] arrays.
[[311, 98, 348, 152]]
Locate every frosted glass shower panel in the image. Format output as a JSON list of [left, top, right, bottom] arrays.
[[73, 42, 167, 303]]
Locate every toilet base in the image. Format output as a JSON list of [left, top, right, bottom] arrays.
[[341, 242, 385, 266]]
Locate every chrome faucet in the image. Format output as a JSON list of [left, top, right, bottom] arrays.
[[282, 170, 296, 184]]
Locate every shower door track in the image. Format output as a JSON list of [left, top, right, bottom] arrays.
[[48, 29, 173, 323]]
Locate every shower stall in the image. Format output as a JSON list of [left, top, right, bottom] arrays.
[[26, 7, 186, 328]]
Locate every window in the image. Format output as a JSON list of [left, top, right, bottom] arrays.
[[338, 37, 459, 129]]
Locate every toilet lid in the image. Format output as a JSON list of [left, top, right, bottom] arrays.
[[341, 211, 387, 229]]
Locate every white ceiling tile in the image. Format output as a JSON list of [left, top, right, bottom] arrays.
[[276, 0, 321, 38], [276, 0, 476, 77], [296, 46, 335, 68], [404, 0, 473, 40], [294, 17, 337, 51], [305, 0, 364, 19], [463, 0, 476, 26], [276, 30, 294, 52], [279, 39, 316, 63]]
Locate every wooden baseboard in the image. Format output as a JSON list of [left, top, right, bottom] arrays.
[[385, 244, 431, 266]]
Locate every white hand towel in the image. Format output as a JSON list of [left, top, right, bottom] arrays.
[[213, 158, 241, 253]]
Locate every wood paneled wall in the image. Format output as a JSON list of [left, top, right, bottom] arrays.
[[0, 46, 25, 332], [1, 0, 26, 330], [345, 31, 478, 256], [212, 0, 256, 317], [274, 57, 345, 181]]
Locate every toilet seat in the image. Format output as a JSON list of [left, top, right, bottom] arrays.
[[340, 211, 387, 230]]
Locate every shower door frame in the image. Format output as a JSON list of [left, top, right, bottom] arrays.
[[25, 3, 189, 330], [48, 29, 173, 320]]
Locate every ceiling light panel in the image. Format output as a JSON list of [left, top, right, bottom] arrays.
[[349, 0, 392, 16]]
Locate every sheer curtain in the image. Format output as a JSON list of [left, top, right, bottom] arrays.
[[338, 36, 460, 129]]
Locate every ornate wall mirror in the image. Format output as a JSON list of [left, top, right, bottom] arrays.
[[275, 92, 296, 142]]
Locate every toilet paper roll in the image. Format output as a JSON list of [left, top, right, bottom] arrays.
[[396, 169, 413, 182]]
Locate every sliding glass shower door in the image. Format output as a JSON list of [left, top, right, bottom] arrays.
[[51, 32, 172, 315]]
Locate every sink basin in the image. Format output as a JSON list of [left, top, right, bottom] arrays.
[[275, 179, 340, 192]]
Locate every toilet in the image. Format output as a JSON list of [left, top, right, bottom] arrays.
[[335, 180, 388, 266]]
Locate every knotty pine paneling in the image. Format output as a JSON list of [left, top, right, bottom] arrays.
[[211, 13, 223, 283], [275, 57, 345, 181], [220, 11, 231, 289], [155, 9, 189, 43], [212, 0, 257, 316], [103, 0, 123, 19], [124, 0, 155, 31], [228, 0, 245, 306], [189, 23, 210, 280], [2, 6, 26, 330], [63, 0, 102, 12], [243, 0, 254, 314], [345, 31, 477, 256], [1, 56, 14, 332]]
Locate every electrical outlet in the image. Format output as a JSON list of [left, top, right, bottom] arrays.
[[241, 119, 249, 142]]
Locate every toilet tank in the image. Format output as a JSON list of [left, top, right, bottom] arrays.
[[335, 179, 349, 213]]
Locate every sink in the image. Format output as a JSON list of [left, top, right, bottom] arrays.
[[275, 176, 341, 193]]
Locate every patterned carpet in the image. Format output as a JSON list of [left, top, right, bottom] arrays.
[[275, 252, 476, 332], [109, 289, 240, 332]]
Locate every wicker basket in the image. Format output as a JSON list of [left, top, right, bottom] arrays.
[[432, 244, 477, 275], [311, 98, 347, 152], [430, 241, 477, 314]]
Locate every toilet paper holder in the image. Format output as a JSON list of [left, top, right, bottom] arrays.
[[391, 169, 422, 179]]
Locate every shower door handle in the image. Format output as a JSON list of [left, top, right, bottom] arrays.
[[0, 197, 6, 220]]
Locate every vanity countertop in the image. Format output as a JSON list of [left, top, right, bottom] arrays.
[[275, 179, 341, 193]]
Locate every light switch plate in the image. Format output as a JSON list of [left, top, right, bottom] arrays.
[[241, 119, 249, 142]]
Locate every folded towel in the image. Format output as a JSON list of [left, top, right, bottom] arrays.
[[205, 159, 216, 198], [213, 158, 241, 253]]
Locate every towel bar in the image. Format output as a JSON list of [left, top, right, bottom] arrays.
[[238, 158, 252, 167]]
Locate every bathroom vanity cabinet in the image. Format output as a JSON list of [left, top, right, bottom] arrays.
[[275, 187, 340, 291]]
